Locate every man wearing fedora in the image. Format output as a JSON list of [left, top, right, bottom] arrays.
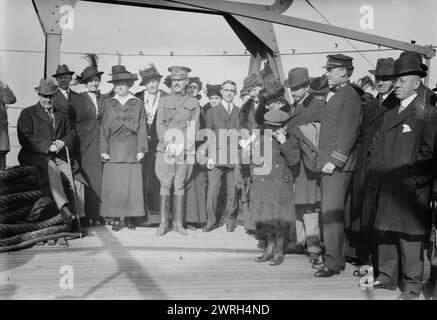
[[155, 66, 200, 236], [314, 54, 362, 277], [348, 58, 399, 268], [0, 80, 16, 170], [68, 63, 105, 227], [52, 64, 78, 115], [364, 56, 437, 299], [135, 63, 168, 221], [17, 79, 87, 233], [284, 67, 325, 265]]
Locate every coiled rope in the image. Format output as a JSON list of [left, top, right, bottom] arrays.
[[0, 213, 63, 239]]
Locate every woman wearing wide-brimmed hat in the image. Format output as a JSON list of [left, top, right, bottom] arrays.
[[68, 58, 106, 227], [100, 65, 148, 231], [134, 63, 168, 222]]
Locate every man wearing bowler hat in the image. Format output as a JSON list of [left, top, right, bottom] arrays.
[[52, 64, 77, 114], [348, 58, 399, 269], [17, 79, 87, 234], [365, 56, 437, 299], [314, 54, 362, 277], [155, 66, 200, 236], [284, 67, 325, 265], [399, 51, 437, 107]]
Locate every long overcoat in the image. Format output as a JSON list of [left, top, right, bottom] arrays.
[[0, 86, 16, 152], [69, 91, 105, 219], [250, 131, 298, 228], [17, 102, 85, 193], [364, 95, 437, 236], [286, 95, 324, 205]]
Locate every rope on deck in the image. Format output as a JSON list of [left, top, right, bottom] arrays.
[[0, 213, 64, 239], [0, 205, 33, 224]]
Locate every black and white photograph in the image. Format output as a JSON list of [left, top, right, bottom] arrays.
[[1, 0, 437, 305]]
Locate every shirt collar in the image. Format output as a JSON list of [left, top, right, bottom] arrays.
[[113, 93, 136, 105], [400, 93, 417, 108]]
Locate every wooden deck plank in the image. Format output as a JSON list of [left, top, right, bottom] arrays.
[[0, 225, 427, 300]]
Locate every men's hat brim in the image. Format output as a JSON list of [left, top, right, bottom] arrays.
[[308, 88, 330, 94], [52, 71, 75, 78], [34, 87, 58, 95], [264, 121, 284, 126], [283, 79, 309, 89], [395, 69, 427, 78]]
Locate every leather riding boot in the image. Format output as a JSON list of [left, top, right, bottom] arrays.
[[172, 194, 188, 235], [156, 195, 171, 236]]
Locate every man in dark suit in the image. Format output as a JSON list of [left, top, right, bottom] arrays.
[[348, 58, 399, 268], [314, 54, 362, 277], [284, 67, 325, 265], [203, 80, 240, 232], [52, 64, 78, 115], [366, 56, 437, 299], [17, 79, 86, 233]]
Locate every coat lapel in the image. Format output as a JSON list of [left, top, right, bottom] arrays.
[[35, 103, 54, 129], [368, 91, 398, 125], [387, 100, 416, 132]]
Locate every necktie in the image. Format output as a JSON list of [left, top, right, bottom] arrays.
[[227, 103, 231, 114], [46, 109, 55, 128]]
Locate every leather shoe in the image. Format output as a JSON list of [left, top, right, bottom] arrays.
[[308, 253, 319, 264], [226, 220, 236, 232], [372, 280, 397, 290], [203, 223, 218, 232], [127, 218, 136, 230], [60, 206, 74, 224], [112, 218, 121, 232], [397, 291, 420, 300], [314, 267, 340, 278]]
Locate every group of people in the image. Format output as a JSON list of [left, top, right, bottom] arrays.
[[8, 49, 437, 299]]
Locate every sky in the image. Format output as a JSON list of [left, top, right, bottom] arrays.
[[1, 0, 436, 165]]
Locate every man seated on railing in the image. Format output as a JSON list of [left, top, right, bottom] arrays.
[[17, 78, 86, 233]]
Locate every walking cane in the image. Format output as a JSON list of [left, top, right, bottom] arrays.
[[64, 146, 83, 238]]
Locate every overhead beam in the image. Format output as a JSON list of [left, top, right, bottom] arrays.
[[164, 0, 435, 58], [33, 0, 79, 78]]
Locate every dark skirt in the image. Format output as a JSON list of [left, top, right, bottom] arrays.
[[185, 164, 207, 224], [142, 152, 160, 214], [101, 162, 145, 217], [80, 138, 102, 219]]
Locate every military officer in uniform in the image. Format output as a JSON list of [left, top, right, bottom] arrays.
[[155, 66, 200, 236], [314, 54, 362, 277]]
